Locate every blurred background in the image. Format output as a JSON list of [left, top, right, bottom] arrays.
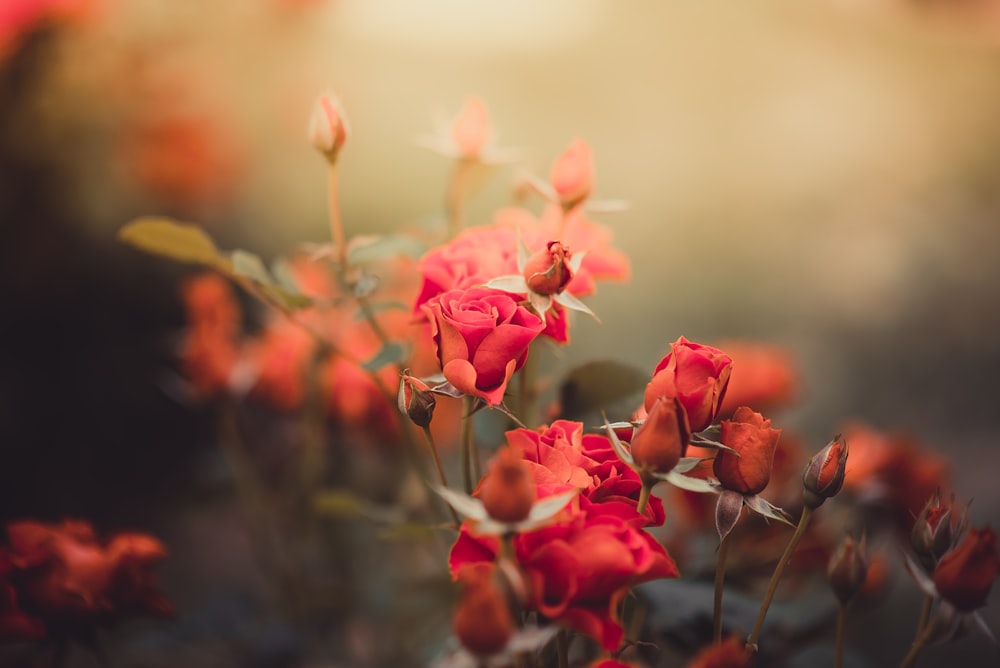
[[3, 0, 1000, 666]]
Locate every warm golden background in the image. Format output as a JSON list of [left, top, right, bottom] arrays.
[[3, 0, 1000, 665]]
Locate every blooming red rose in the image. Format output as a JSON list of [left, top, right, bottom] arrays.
[[630, 396, 690, 475], [932, 527, 1000, 612], [713, 407, 781, 495], [505, 420, 665, 525], [450, 499, 677, 651], [3, 521, 172, 631], [644, 337, 732, 433], [423, 287, 544, 406]]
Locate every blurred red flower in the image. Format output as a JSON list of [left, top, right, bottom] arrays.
[[932, 527, 1000, 612], [714, 339, 796, 418]]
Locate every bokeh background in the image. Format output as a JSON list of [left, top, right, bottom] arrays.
[[3, 0, 1000, 666]]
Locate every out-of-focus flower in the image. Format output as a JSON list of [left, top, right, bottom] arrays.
[[586, 660, 642, 668], [549, 138, 594, 210], [932, 527, 1000, 612], [246, 321, 316, 412], [644, 337, 732, 433], [308, 92, 349, 163], [523, 241, 573, 297], [2, 521, 172, 633], [714, 339, 796, 417], [452, 563, 514, 656], [686, 637, 750, 668], [423, 287, 544, 406], [828, 533, 869, 605], [630, 396, 689, 476], [802, 435, 848, 509], [0, 0, 99, 62], [450, 499, 677, 651], [0, 555, 44, 641], [839, 422, 949, 532], [480, 447, 537, 524], [713, 407, 781, 496], [912, 491, 964, 571], [178, 273, 243, 397], [451, 97, 492, 160]]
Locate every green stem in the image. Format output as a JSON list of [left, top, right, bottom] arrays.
[[713, 531, 732, 643], [835, 602, 847, 668], [636, 479, 653, 518], [421, 426, 459, 526], [746, 505, 813, 650], [327, 162, 347, 268], [461, 396, 477, 493], [517, 344, 538, 428], [899, 615, 937, 668], [916, 594, 933, 636], [446, 158, 474, 239]]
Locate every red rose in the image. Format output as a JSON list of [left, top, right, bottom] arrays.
[[4, 521, 172, 630], [644, 337, 732, 433], [423, 287, 544, 406], [713, 407, 781, 496], [450, 499, 677, 651], [506, 420, 664, 525], [932, 527, 1000, 612]]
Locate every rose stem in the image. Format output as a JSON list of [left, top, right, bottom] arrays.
[[713, 531, 732, 643], [835, 602, 846, 668], [899, 615, 938, 668], [636, 479, 653, 517], [915, 594, 933, 636], [446, 157, 474, 239], [557, 629, 569, 668], [327, 161, 347, 268], [746, 505, 813, 650], [420, 425, 460, 526], [461, 395, 477, 493], [518, 343, 539, 428]]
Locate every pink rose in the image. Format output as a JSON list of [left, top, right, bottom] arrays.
[[423, 287, 544, 406]]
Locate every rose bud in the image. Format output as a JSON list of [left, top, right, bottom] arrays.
[[802, 435, 849, 509], [307, 92, 349, 163], [713, 407, 781, 496], [911, 491, 956, 571], [523, 241, 573, 296], [630, 395, 690, 475], [453, 564, 514, 656], [828, 533, 869, 605], [451, 96, 491, 159], [549, 138, 594, 210], [643, 337, 732, 433], [932, 527, 1000, 612], [397, 374, 437, 428], [479, 447, 537, 524]]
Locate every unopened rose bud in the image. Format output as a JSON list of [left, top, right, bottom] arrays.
[[549, 138, 593, 210], [932, 526, 1000, 612], [308, 93, 349, 162], [713, 406, 782, 496], [523, 241, 572, 296], [451, 96, 491, 159], [828, 533, 869, 605], [453, 564, 514, 656], [630, 396, 689, 475], [397, 374, 436, 428], [911, 491, 955, 570], [479, 447, 536, 524], [802, 435, 848, 509]]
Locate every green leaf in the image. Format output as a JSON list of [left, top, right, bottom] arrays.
[[118, 217, 231, 270], [232, 249, 313, 310], [354, 301, 408, 318], [347, 234, 427, 265], [558, 360, 648, 423], [362, 341, 408, 372]]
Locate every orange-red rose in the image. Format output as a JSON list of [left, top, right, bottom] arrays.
[[423, 287, 544, 406], [713, 407, 781, 495], [644, 337, 732, 433]]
